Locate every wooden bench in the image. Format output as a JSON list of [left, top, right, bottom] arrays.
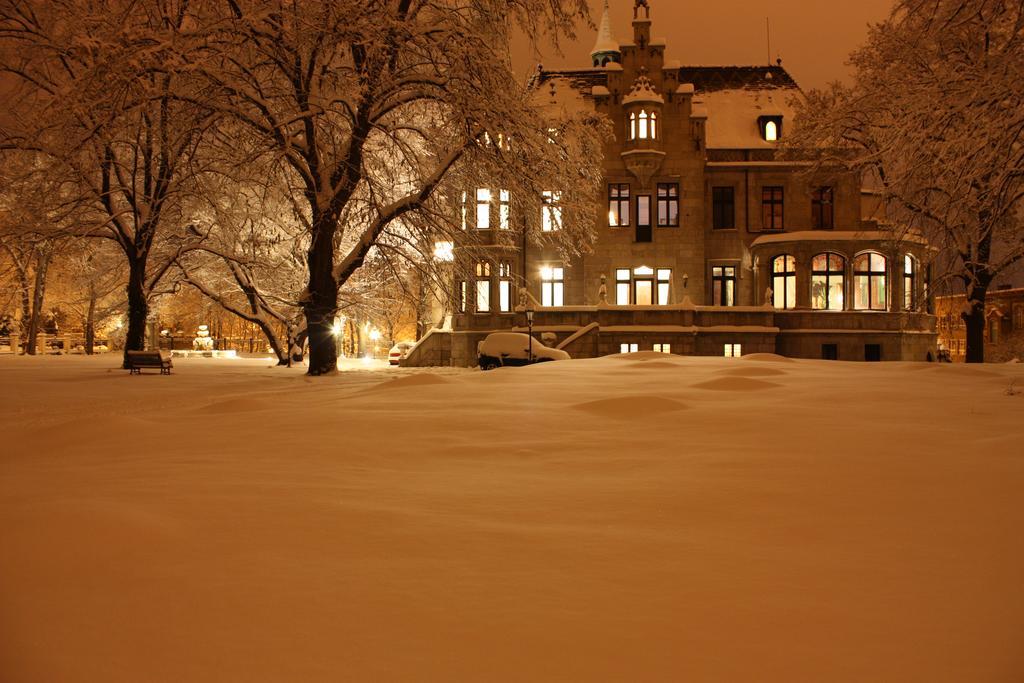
[[126, 350, 173, 375]]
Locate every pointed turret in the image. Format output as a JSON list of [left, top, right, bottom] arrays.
[[590, 0, 621, 68]]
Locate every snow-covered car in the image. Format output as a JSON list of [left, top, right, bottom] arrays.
[[388, 341, 416, 365], [477, 332, 570, 370]]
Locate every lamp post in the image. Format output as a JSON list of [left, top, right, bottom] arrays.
[[525, 307, 535, 362]]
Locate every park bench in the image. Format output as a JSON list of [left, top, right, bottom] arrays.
[[126, 350, 173, 375]]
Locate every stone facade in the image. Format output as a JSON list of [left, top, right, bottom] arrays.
[[406, 0, 938, 367]]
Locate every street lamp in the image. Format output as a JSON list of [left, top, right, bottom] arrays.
[[525, 307, 535, 362]]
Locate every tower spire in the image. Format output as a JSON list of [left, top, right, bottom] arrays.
[[590, 0, 621, 68]]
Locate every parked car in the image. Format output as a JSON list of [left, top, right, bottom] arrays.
[[388, 341, 416, 365], [477, 332, 570, 370]]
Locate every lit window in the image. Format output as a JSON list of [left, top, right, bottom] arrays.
[[657, 268, 671, 305], [854, 252, 887, 311], [724, 343, 742, 357], [498, 261, 512, 312], [460, 191, 467, 230], [772, 255, 797, 309], [638, 110, 649, 139], [499, 190, 510, 230], [542, 191, 562, 232], [620, 343, 639, 353], [458, 281, 467, 313], [657, 184, 678, 227], [653, 343, 671, 353], [811, 253, 845, 311], [903, 255, 916, 310], [650, 112, 657, 139], [629, 112, 637, 141], [712, 266, 736, 306], [759, 116, 783, 142], [476, 188, 491, 229], [609, 184, 630, 226], [762, 187, 784, 231], [433, 241, 454, 262], [616, 269, 630, 305], [541, 266, 564, 307], [476, 280, 490, 312]]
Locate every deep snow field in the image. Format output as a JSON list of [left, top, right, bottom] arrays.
[[1, 352, 1023, 682]]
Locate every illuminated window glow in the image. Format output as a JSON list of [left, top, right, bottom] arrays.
[[433, 241, 454, 262], [854, 252, 888, 311], [542, 191, 562, 232], [811, 253, 845, 311], [541, 266, 564, 307], [476, 188, 491, 229], [653, 343, 671, 353], [499, 190, 510, 230], [724, 343, 742, 357], [620, 343, 639, 353], [772, 255, 797, 309], [764, 120, 778, 141]]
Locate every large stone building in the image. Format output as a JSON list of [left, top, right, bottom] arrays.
[[936, 287, 1024, 362], [406, 0, 937, 367]]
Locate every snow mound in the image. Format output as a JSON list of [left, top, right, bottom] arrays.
[[622, 360, 687, 370], [363, 374, 454, 392], [715, 366, 788, 378], [199, 397, 277, 414], [692, 376, 782, 391], [609, 351, 684, 361], [571, 395, 689, 419], [737, 353, 795, 363]]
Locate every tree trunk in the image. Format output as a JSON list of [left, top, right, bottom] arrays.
[[84, 283, 97, 355], [25, 248, 51, 355], [963, 280, 989, 364], [123, 257, 149, 368], [304, 217, 340, 375]]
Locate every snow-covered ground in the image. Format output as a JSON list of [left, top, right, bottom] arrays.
[[1, 353, 1023, 682]]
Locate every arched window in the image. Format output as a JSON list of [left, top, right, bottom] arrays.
[[629, 112, 637, 140], [772, 255, 797, 309], [650, 112, 658, 139], [638, 110, 649, 139], [764, 120, 778, 141], [854, 252, 888, 311], [811, 253, 845, 311], [903, 254, 917, 310]]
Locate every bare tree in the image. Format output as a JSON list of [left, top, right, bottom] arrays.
[[0, 0, 216, 366], [788, 0, 1024, 362], [190, 0, 606, 374]]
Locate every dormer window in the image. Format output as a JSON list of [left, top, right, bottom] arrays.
[[759, 115, 783, 142], [629, 110, 658, 140]]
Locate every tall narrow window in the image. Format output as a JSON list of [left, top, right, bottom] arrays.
[[609, 184, 630, 226], [636, 195, 652, 243], [616, 269, 630, 305], [712, 187, 735, 230], [712, 266, 736, 306], [650, 112, 658, 139], [476, 189, 491, 229], [540, 266, 564, 307], [460, 191, 468, 230], [854, 252, 888, 311], [629, 112, 637, 141], [657, 184, 679, 227], [498, 261, 512, 312], [812, 187, 834, 229], [458, 281, 467, 313], [903, 255, 916, 310], [772, 255, 797, 309], [499, 190, 510, 230], [638, 110, 649, 139], [657, 268, 671, 305], [633, 265, 654, 305], [762, 187, 784, 231], [475, 261, 491, 312], [811, 253, 845, 311], [542, 191, 562, 232]]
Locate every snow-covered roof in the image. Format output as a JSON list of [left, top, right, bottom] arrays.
[[750, 230, 930, 246], [590, 0, 619, 57]]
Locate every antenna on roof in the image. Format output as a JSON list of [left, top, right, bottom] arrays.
[[766, 17, 772, 65]]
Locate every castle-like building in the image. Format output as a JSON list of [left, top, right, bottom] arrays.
[[407, 0, 937, 366]]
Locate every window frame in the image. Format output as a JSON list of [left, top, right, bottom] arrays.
[[771, 254, 797, 310], [540, 265, 564, 307], [853, 251, 888, 311], [811, 252, 845, 311], [711, 265, 737, 306], [811, 187, 834, 230], [712, 186, 735, 230], [475, 188, 491, 230], [657, 183, 679, 227], [608, 184, 630, 227], [761, 186, 784, 231]]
